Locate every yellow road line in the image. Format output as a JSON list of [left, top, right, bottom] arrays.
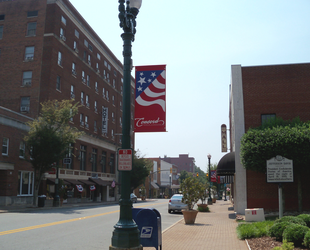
[[0, 202, 167, 236]]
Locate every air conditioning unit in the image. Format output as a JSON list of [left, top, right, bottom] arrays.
[[71, 93, 75, 99], [25, 56, 34, 61], [80, 99, 84, 105], [60, 35, 66, 41], [86, 102, 90, 108], [94, 127, 97, 133], [72, 69, 77, 75], [96, 68, 100, 73], [21, 106, 29, 112], [85, 123, 89, 129], [74, 48, 79, 53], [82, 77, 86, 83], [88, 60, 91, 65], [80, 121, 84, 126], [95, 88, 98, 93], [94, 107, 97, 112], [23, 81, 32, 86]]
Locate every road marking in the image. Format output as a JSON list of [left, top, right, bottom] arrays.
[[0, 201, 167, 236]]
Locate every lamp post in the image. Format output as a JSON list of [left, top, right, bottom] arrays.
[[110, 1, 142, 249], [207, 154, 212, 205]]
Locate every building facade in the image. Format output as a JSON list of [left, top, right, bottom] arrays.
[[230, 63, 310, 214], [161, 154, 195, 173], [0, 0, 135, 206]]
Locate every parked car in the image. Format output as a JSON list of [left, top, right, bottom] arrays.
[[168, 194, 187, 213], [130, 193, 137, 203]]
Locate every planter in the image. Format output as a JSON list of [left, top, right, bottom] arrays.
[[212, 198, 216, 203], [197, 204, 209, 212], [182, 210, 198, 224]]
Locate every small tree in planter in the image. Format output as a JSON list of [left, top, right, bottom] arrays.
[[197, 182, 210, 212], [180, 176, 200, 224], [211, 186, 217, 203]]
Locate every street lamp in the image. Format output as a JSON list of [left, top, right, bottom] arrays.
[[207, 154, 212, 205], [110, 1, 142, 250]]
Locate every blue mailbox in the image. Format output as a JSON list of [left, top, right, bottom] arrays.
[[132, 208, 162, 250]]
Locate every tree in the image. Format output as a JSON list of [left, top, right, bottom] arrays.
[[241, 117, 310, 212], [24, 100, 83, 206], [130, 150, 152, 191], [180, 176, 200, 210], [179, 170, 192, 184]]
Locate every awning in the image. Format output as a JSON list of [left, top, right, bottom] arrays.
[[64, 179, 83, 185], [217, 152, 235, 176], [79, 179, 95, 185], [151, 182, 159, 189], [89, 178, 110, 186], [46, 178, 70, 185]]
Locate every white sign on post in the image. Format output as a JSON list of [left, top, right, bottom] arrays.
[[118, 149, 132, 171], [267, 156, 293, 183]]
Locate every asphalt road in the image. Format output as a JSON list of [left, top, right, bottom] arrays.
[[0, 199, 183, 250]]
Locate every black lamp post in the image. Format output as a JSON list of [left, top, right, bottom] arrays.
[[207, 154, 212, 205], [110, 1, 142, 249]]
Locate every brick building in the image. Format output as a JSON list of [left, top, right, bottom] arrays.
[[161, 154, 195, 173], [230, 63, 310, 214], [0, 0, 135, 206]]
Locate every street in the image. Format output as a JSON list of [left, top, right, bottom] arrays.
[[0, 199, 182, 250]]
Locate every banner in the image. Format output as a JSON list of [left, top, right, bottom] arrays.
[[211, 170, 217, 182], [76, 185, 83, 193], [134, 65, 166, 132], [221, 124, 227, 152], [90, 185, 96, 191], [102, 106, 108, 134]]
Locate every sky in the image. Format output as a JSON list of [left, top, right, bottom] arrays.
[[70, 0, 310, 172]]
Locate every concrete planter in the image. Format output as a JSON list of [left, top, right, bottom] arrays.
[[182, 210, 198, 224]]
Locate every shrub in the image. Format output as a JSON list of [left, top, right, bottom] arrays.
[[297, 214, 310, 227], [303, 230, 310, 248], [275, 216, 306, 226], [282, 224, 310, 247], [237, 221, 274, 240], [269, 222, 291, 241], [272, 240, 294, 250], [197, 206, 210, 212]]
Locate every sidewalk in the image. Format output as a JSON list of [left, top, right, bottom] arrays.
[[145, 199, 248, 250]]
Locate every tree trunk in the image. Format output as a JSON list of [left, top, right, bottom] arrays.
[[297, 173, 302, 213], [33, 168, 43, 206]]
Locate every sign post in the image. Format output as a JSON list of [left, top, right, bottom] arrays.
[[267, 156, 293, 218], [118, 149, 132, 171]]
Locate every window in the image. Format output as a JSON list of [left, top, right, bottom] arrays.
[[18, 171, 34, 196], [261, 114, 276, 125], [86, 75, 90, 86], [108, 64, 111, 71], [85, 115, 89, 128], [96, 63, 99, 72], [120, 117, 122, 127], [101, 151, 107, 172], [104, 60, 107, 67], [2, 137, 9, 155], [94, 101, 97, 112], [21, 97, 30, 112], [61, 15, 66, 25], [27, 11, 38, 18], [113, 79, 115, 88], [91, 148, 97, 172], [95, 82, 98, 92], [22, 71, 32, 86], [25, 46, 34, 61], [81, 91, 84, 105], [0, 25, 3, 39], [70, 85, 75, 99], [114, 70, 117, 77], [94, 120, 97, 132], [60, 28, 66, 41], [26, 22, 36, 36], [112, 112, 115, 122], [82, 71, 85, 83], [86, 94, 89, 107], [84, 39, 88, 47], [110, 154, 115, 174], [97, 53, 101, 60], [79, 145, 86, 171], [57, 51, 62, 66], [102, 88, 105, 98], [56, 75, 61, 91], [87, 55, 91, 65], [112, 95, 115, 105], [72, 62, 76, 75], [0, 15, 4, 21], [111, 129, 114, 140], [107, 73, 110, 82], [80, 113, 84, 126], [75, 29, 79, 38], [88, 44, 93, 52], [106, 90, 109, 101], [19, 141, 25, 158], [73, 41, 78, 51]]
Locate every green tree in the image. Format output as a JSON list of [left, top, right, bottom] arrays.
[[24, 100, 83, 206], [130, 151, 152, 191], [241, 118, 310, 212], [180, 176, 200, 210], [179, 170, 192, 184]]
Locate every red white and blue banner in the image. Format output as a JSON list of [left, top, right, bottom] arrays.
[[90, 185, 96, 191], [211, 170, 217, 183], [76, 185, 83, 193], [134, 65, 166, 132]]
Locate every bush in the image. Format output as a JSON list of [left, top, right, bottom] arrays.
[[197, 206, 210, 212], [269, 222, 291, 241], [275, 216, 306, 226], [282, 224, 310, 247], [237, 221, 274, 240], [303, 230, 310, 248], [297, 214, 310, 227], [272, 239, 294, 250]]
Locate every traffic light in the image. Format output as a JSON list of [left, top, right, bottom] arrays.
[[196, 172, 199, 177], [170, 168, 172, 173], [206, 173, 209, 178], [158, 168, 160, 173]]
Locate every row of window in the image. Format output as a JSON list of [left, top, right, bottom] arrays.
[[2, 138, 26, 158]]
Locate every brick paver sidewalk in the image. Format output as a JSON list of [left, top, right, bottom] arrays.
[[145, 200, 248, 250]]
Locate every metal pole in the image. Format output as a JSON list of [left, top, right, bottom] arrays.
[[208, 155, 212, 205], [53, 165, 60, 207], [279, 183, 283, 218]]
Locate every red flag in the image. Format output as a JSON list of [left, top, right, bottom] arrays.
[[134, 65, 166, 132], [211, 170, 217, 182]]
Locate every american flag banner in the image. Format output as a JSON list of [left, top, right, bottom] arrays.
[[211, 170, 217, 183], [134, 65, 166, 132]]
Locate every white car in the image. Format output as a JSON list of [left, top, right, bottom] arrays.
[[130, 193, 137, 203], [168, 194, 187, 213]]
